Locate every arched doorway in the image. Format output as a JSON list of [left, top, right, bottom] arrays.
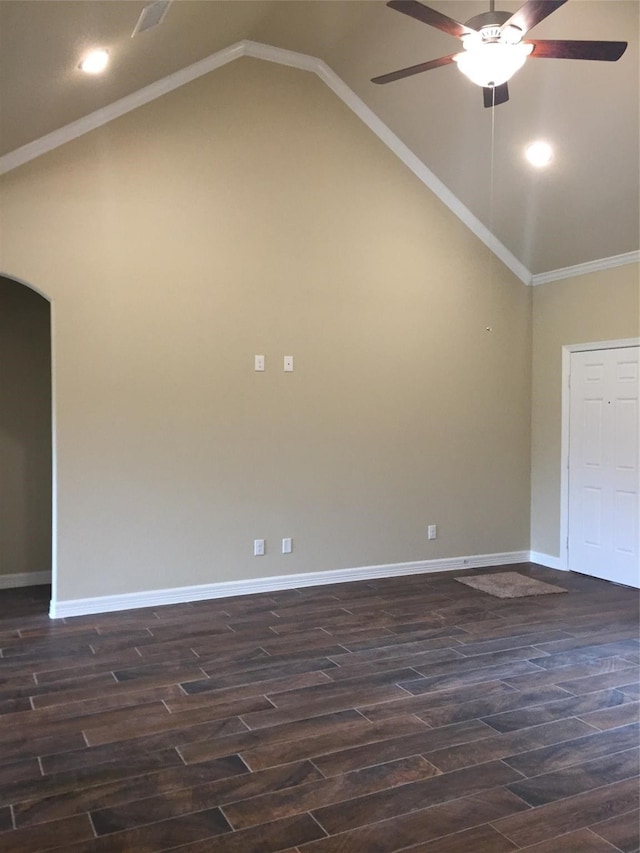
[[0, 276, 52, 606]]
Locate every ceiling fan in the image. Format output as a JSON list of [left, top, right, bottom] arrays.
[[372, 0, 628, 107]]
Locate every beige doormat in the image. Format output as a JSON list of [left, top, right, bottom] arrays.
[[455, 571, 567, 598]]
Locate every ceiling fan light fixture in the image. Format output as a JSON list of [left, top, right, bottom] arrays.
[[454, 41, 533, 88]]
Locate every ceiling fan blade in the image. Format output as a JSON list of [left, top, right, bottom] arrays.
[[502, 0, 568, 36], [371, 54, 456, 84], [483, 83, 509, 108], [386, 1, 472, 39], [527, 39, 628, 61]]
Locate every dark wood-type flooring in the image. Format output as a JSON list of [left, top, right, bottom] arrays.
[[0, 563, 639, 852]]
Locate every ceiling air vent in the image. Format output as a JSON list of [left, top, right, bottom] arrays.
[[132, 0, 172, 38]]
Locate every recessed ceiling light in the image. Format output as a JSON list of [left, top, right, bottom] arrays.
[[525, 140, 553, 168], [79, 49, 109, 75]]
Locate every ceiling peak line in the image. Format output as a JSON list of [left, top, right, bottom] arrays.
[[0, 33, 636, 285], [246, 44, 637, 286], [245, 42, 531, 284], [0, 41, 247, 178], [6, 36, 635, 286], [0, 38, 530, 284]]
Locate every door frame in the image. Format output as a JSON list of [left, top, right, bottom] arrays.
[[560, 337, 640, 571], [0, 272, 56, 605]]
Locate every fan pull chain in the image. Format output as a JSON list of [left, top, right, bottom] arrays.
[[486, 84, 497, 333], [490, 83, 496, 235]]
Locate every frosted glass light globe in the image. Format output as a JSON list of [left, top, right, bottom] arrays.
[[454, 42, 533, 88]]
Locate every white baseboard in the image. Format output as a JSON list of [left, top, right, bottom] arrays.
[[0, 571, 52, 589], [50, 550, 530, 618], [529, 551, 566, 571]]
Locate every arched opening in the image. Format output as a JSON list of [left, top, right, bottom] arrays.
[[0, 276, 52, 613]]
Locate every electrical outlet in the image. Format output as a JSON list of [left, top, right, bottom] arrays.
[[253, 539, 265, 556], [254, 355, 265, 371], [428, 524, 437, 540]]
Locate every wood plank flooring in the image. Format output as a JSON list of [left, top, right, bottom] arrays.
[[0, 563, 638, 852]]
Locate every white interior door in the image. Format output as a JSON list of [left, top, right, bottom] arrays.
[[568, 346, 640, 587]]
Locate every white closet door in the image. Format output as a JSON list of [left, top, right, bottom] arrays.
[[568, 346, 639, 587]]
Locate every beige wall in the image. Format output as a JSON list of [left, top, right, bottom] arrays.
[[531, 263, 640, 557], [0, 277, 52, 578], [0, 58, 532, 602]]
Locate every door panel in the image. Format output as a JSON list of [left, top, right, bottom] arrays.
[[583, 399, 603, 466], [614, 490, 635, 554], [568, 347, 639, 588]]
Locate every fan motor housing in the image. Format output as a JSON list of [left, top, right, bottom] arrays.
[[465, 10, 512, 29], [465, 11, 524, 45]]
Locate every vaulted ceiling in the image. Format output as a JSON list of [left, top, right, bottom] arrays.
[[1, 0, 638, 279]]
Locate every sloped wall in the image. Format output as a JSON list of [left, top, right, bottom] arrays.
[[0, 58, 531, 602]]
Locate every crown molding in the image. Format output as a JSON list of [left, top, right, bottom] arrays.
[[531, 250, 640, 286], [0, 39, 532, 285], [0, 41, 247, 177], [244, 43, 530, 284], [2, 37, 634, 288]]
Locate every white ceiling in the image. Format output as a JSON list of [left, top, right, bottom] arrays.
[[1, 0, 638, 278]]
